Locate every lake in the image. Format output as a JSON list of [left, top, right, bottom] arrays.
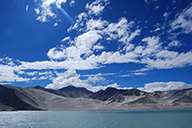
[[0, 109, 192, 128]]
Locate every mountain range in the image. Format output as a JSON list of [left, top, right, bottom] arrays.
[[0, 84, 192, 111]]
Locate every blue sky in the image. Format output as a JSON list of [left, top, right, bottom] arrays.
[[0, 0, 192, 92]]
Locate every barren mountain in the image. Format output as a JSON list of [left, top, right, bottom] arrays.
[[0, 85, 192, 111]]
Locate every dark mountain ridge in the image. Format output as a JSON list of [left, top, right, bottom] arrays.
[[34, 85, 93, 98]]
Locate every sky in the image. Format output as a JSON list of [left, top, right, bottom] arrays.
[[0, 0, 192, 92]]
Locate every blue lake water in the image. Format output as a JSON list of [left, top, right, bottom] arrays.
[[0, 109, 192, 128]]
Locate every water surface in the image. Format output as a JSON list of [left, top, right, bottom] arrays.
[[0, 109, 192, 128]]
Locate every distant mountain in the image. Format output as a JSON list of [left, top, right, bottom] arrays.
[[90, 87, 143, 102], [0, 85, 192, 111], [34, 85, 93, 98], [90, 87, 127, 101], [58, 85, 93, 98]]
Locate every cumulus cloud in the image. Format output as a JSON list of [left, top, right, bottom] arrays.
[[47, 46, 66, 60], [46, 69, 88, 89], [0, 64, 29, 82], [84, 74, 105, 84], [45, 69, 118, 92], [86, 18, 108, 30], [140, 36, 161, 56], [2, 0, 192, 91], [55, 14, 141, 67], [75, 30, 102, 56], [170, 4, 192, 34], [34, 0, 68, 22], [48, 30, 102, 60], [139, 81, 192, 92], [32, 0, 192, 72], [86, 0, 109, 16], [103, 18, 137, 43]]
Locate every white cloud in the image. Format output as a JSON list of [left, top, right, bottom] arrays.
[[155, 50, 178, 59], [154, 27, 161, 32], [119, 72, 145, 77], [17, 70, 25, 74], [2, 0, 192, 89], [25, 48, 192, 71], [25, 71, 38, 76], [46, 69, 89, 89], [83, 72, 116, 77], [103, 18, 135, 42], [70, 0, 75, 6], [0, 57, 20, 66], [47, 46, 66, 60], [139, 81, 192, 92], [84, 75, 105, 84], [105, 52, 138, 64], [53, 23, 58, 27], [163, 12, 169, 18], [123, 44, 135, 52], [36, 7, 56, 22], [85, 51, 139, 66], [39, 76, 48, 80], [39, 71, 52, 76], [93, 44, 104, 51], [0, 82, 11, 85], [74, 30, 102, 57], [167, 40, 180, 48], [86, 18, 108, 30], [0, 64, 29, 82], [49, 30, 102, 60], [142, 51, 192, 69], [45, 69, 114, 92], [61, 36, 70, 42], [170, 4, 192, 34], [133, 72, 145, 76], [35, 0, 68, 22], [107, 83, 119, 88], [31, 77, 37, 80], [119, 74, 130, 77], [20, 59, 98, 70], [141, 36, 161, 56], [33, 0, 192, 72], [86, 0, 109, 16], [154, 6, 159, 10], [34, 8, 40, 15], [132, 68, 151, 72]]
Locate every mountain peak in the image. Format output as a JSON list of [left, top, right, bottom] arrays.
[[105, 87, 118, 91], [34, 85, 44, 90], [59, 85, 88, 92]]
